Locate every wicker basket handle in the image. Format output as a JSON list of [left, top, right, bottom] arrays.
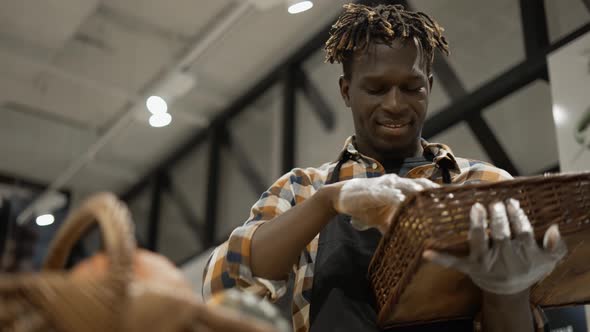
[[42, 192, 136, 276]]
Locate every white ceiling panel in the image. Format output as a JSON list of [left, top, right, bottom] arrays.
[[0, 41, 55, 81], [191, 0, 347, 101], [0, 50, 43, 88], [0, 0, 98, 52], [53, 8, 185, 96], [483, 80, 559, 175], [101, 0, 234, 37], [0, 105, 95, 184], [0, 71, 128, 128]]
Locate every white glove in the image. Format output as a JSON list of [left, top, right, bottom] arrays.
[[336, 174, 439, 234], [423, 199, 567, 295]]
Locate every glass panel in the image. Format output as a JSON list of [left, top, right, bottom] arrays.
[[298, 50, 355, 167], [216, 86, 281, 242], [411, 0, 526, 90], [483, 80, 558, 175], [430, 122, 492, 164], [158, 191, 201, 263], [545, 0, 590, 42]]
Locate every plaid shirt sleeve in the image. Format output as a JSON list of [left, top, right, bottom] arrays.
[[202, 168, 320, 302], [454, 159, 514, 184]]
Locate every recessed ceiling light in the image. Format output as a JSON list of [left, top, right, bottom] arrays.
[[288, 0, 313, 14], [552, 104, 568, 127], [36, 214, 55, 226], [149, 113, 172, 128], [146, 96, 168, 115]]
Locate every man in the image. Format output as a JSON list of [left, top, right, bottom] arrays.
[[203, 3, 565, 331]]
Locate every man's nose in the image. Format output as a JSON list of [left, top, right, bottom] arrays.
[[381, 87, 406, 112]]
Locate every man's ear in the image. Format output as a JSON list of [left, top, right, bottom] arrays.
[[428, 74, 434, 92], [339, 75, 351, 107]]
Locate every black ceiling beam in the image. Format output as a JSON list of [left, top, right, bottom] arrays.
[[223, 130, 268, 195], [121, 12, 342, 202], [121, 128, 209, 202], [204, 125, 223, 248], [465, 115, 520, 175], [0, 198, 12, 265], [296, 67, 336, 130], [146, 172, 164, 251], [431, 55, 466, 99], [423, 21, 590, 139], [424, 56, 543, 138], [519, 0, 550, 81]]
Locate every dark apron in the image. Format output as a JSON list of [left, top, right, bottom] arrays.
[[309, 153, 473, 331]]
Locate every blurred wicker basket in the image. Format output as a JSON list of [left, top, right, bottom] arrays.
[[368, 172, 590, 329], [0, 193, 276, 332]]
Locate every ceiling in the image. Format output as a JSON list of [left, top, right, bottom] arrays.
[[0, 0, 348, 201], [0, 0, 589, 262]]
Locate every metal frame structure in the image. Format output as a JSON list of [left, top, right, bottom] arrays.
[[120, 1, 590, 262], [0, 171, 72, 269]]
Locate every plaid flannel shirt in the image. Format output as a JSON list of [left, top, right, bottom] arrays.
[[202, 136, 513, 332]]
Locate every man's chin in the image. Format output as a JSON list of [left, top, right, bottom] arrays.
[[373, 138, 420, 157]]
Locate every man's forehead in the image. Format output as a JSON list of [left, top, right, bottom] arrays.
[[352, 37, 421, 57], [351, 38, 429, 77]]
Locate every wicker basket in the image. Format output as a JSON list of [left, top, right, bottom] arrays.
[[368, 172, 590, 329], [0, 193, 276, 332]]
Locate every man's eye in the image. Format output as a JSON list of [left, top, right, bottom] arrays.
[[403, 85, 424, 93], [365, 86, 387, 95]]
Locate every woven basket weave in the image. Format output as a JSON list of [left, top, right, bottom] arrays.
[[0, 193, 275, 332], [368, 172, 590, 328]]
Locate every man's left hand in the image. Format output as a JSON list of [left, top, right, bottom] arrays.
[[423, 199, 567, 295]]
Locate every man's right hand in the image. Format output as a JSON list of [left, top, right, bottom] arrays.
[[331, 174, 439, 234], [250, 174, 437, 280]]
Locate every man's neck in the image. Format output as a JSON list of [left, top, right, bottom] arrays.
[[355, 139, 424, 164], [379, 147, 425, 171]]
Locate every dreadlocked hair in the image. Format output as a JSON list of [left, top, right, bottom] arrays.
[[325, 3, 449, 76]]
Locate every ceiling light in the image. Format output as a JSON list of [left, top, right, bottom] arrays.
[[288, 0, 313, 14], [146, 96, 168, 115], [553, 104, 568, 127], [149, 113, 172, 128], [36, 214, 55, 226]]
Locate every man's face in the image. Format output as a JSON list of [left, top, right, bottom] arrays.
[[339, 40, 432, 159]]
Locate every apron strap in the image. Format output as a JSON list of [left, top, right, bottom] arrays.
[[328, 152, 352, 184]]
